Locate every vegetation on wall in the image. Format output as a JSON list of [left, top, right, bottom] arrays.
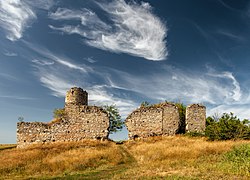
[[53, 108, 66, 119], [174, 102, 186, 134]]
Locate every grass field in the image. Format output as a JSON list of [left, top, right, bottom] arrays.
[[0, 144, 16, 150], [0, 136, 249, 179]]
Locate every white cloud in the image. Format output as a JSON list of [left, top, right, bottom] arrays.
[[49, 0, 167, 61], [0, 0, 36, 41], [3, 50, 18, 57], [207, 71, 241, 101], [39, 71, 137, 118], [103, 65, 244, 107], [0, 72, 17, 81], [24, 41, 93, 73], [32, 59, 54, 66], [25, 0, 54, 10], [208, 104, 250, 120], [0, 0, 54, 41], [40, 74, 73, 97], [24, 42, 137, 117], [0, 95, 34, 100], [84, 57, 97, 63]]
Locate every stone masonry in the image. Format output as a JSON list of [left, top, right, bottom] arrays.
[[17, 87, 109, 148], [186, 104, 206, 132], [17, 87, 207, 147], [125, 103, 180, 140], [126, 103, 206, 140]]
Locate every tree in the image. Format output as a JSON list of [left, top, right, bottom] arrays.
[[140, 101, 150, 107], [18, 116, 24, 122], [175, 102, 186, 134], [103, 105, 123, 134], [53, 108, 65, 119], [205, 112, 250, 140]]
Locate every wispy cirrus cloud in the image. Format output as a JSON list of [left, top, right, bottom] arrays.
[[27, 41, 249, 119], [32, 59, 54, 66], [49, 0, 167, 61], [0, 0, 54, 41], [25, 42, 137, 117], [102, 65, 244, 107], [0, 95, 34, 100], [24, 41, 92, 73], [38, 68, 137, 118], [0, 0, 36, 41], [208, 104, 250, 120], [3, 51, 18, 57]]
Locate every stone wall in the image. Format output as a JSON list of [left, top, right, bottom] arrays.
[[17, 87, 207, 147], [125, 103, 180, 140], [161, 103, 180, 135], [17, 87, 109, 148], [186, 104, 206, 132]]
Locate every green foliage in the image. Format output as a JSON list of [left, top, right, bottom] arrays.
[[53, 108, 65, 119], [185, 131, 205, 137], [175, 102, 186, 134], [222, 144, 250, 175], [205, 112, 250, 141], [140, 101, 150, 107], [18, 116, 24, 122], [103, 105, 123, 134]]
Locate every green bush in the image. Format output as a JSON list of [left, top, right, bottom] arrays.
[[140, 101, 151, 107], [53, 108, 65, 119], [205, 112, 250, 141]]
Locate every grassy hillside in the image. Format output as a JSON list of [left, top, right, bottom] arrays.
[[0, 136, 249, 179]]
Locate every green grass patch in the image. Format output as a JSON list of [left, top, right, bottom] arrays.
[[220, 144, 250, 176]]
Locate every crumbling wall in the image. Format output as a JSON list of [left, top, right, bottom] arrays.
[[162, 103, 180, 135], [17, 122, 50, 148], [126, 107, 163, 139], [65, 87, 88, 106], [125, 103, 180, 140], [17, 87, 109, 148], [186, 104, 206, 132]]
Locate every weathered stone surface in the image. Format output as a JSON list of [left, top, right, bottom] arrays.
[[17, 87, 207, 147], [65, 87, 88, 106], [186, 104, 206, 133], [17, 87, 109, 148], [125, 103, 180, 140]]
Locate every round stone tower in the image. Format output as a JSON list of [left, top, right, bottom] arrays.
[[65, 87, 88, 106]]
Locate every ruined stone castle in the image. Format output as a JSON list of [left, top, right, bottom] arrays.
[[17, 87, 206, 148], [125, 103, 206, 140], [17, 87, 109, 148]]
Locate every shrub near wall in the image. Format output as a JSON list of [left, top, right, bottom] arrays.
[[205, 112, 250, 140]]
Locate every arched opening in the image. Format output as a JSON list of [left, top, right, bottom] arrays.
[[133, 135, 139, 140]]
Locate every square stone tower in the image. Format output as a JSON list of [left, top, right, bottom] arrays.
[[186, 104, 206, 133]]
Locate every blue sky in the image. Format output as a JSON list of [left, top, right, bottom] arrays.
[[1, 0, 250, 143]]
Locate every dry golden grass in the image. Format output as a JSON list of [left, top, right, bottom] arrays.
[[0, 144, 16, 150], [0, 140, 126, 179], [0, 136, 249, 179], [120, 136, 250, 179]]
